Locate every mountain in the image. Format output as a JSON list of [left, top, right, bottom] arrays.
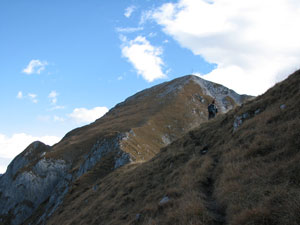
[[29, 70, 299, 225], [0, 75, 251, 225]]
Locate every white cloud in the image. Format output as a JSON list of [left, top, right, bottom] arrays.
[[0, 133, 61, 173], [17, 91, 40, 103], [69, 107, 109, 124], [119, 34, 127, 43], [121, 36, 167, 82], [22, 59, 48, 75], [28, 93, 37, 98], [151, 0, 300, 95], [116, 27, 144, 33], [124, 5, 136, 18], [37, 115, 51, 122], [28, 93, 38, 103], [49, 105, 66, 111], [140, 9, 153, 25], [148, 32, 157, 38], [53, 115, 64, 122], [48, 90, 58, 104], [17, 91, 23, 99], [0, 164, 8, 174]]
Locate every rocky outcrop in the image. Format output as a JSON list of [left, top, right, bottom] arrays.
[[21, 133, 133, 225], [76, 133, 131, 178], [0, 135, 130, 225], [0, 142, 70, 225], [191, 75, 253, 112]]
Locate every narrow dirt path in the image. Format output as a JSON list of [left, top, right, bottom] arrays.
[[202, 157, 226, 225]]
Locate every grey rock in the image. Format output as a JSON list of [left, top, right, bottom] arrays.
[[114, 151, 131, 169], [161, 134, 171, 145], [0, 157, 70, 225], [233, 112, 252, 131], [242, 112, 250, 119], [255, 109, 261, 115], [280, 104, 286, 110], [191, 76, 249, 113], [233, 116, 243, 130], [35, 177, 71, 225], [37, 134, 133, 224], [136, 213, 142, 221], [201, 146, 209, 155], [159, 196, 170, 206], [77, 133, 130, 178], [35, 134, 133, 224], [193, 93, 205, 103], [5, 154, 29, 179], [93, 184, 99, 191]]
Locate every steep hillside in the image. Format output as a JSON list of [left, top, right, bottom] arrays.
[[28, 70, 300, 225], [0, 75, 249, 225]]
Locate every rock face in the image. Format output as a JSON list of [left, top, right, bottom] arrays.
[[0, 75, 250, 225], [0, 142, 70, 225], [190, 76, 251, 112]]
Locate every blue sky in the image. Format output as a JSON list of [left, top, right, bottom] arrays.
[[1, 0, 300, 173]]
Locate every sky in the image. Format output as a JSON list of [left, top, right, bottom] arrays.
[[1, 0, 300, 173]]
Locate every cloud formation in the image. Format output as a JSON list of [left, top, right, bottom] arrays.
[[22, 59, 48, 75], [48, 91, 58, 104], [16, 91, 23, 99], [53, 115, 64, 122], [49, 105, 65, 111], [0, 133, 61, 173], [28, 93, 38, 103], [17, 91, 41, 103], [121, 36, 167, 82], [116, 27, 144, 33], [151, 0, 300, 95], [69, 107, 109, 124], [124, 5, 136, 18]]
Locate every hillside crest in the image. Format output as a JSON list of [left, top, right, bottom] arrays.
[[0, 74, 251, 225]]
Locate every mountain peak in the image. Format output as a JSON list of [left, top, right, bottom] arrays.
[[39, 69, 300, 225], [0, 74, 251, 225]]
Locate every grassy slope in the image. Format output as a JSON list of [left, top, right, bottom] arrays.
[[45, 76, 212, 169], [26, 75, 249, 225], [23, 71, 298, 225], [42, 70, 300, 225]]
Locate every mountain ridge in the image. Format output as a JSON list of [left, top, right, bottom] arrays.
[[0, 74, 252, 225], [32, 69, 300, 225]]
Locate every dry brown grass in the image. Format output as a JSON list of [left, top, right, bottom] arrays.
[[45, 76, 224, 171], [23, 70, 300, 225]]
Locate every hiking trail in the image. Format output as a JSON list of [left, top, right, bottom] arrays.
[[202, 155, 226, 225]]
